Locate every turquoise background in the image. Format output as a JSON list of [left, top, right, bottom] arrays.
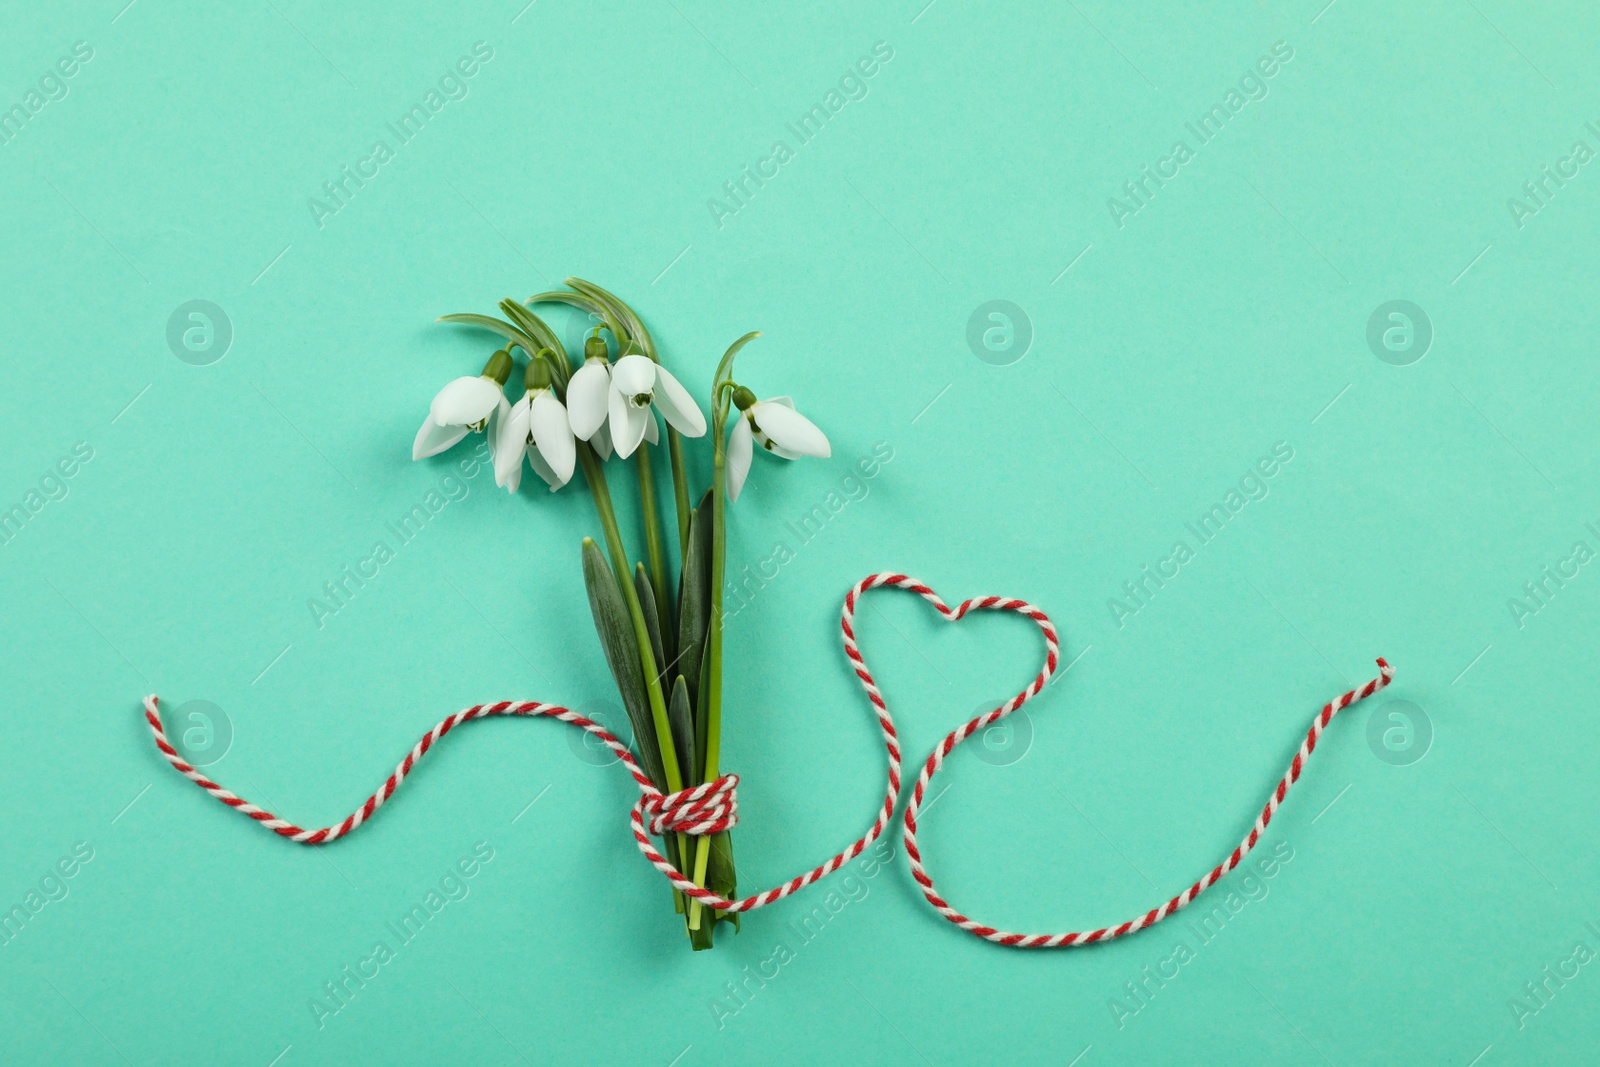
[[2, 0, 1597, 1062]]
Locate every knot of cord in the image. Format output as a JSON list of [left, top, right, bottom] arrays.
[[641, 774, 739, 836]]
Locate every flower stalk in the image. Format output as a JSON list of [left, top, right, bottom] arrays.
[[686, 332, 762, 932]]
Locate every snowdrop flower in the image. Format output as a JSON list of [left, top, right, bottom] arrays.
[[607, 351, 705, 459], [495, 355, 576, 492], [412, 349, 513, 460], [575, 406, 647, 463], [589, 422, 613, 460], [726, 386, 830, 502], [566, 332, 612, 445]]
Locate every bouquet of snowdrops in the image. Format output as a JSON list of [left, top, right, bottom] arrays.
[[412, 278, 829, 949]]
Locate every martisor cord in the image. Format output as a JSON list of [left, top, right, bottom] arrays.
[[143, 573, 1393, 947]]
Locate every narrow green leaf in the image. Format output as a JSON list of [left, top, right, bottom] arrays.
[[436, 314, 538, 357], [708, 832, 738, 927], [688, 911, 715, 950], [663, 834, 686, 914], [498, 300, 570, 377], [694, 615, 712, 787], [677, 490, 714, 714], [529, 289, 604, 315], [634, 563, 667, 689], [537, 286, 627, 345], [635, 445, 677, 671], [567, 278, 650, 352], [668, 676, 696, 803], [582, 539, 666, 790], [528, 290, 613, 341], [712, 330, 762, 392]]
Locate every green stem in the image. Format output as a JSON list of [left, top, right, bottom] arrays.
[[687, 354, 753, 932], [576, 444, 691, 894], [687, 426, 728, 931]]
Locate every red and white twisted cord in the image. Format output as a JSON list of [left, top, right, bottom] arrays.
[[904, 654, 1394, 946], [143, 573, 1392, 946]]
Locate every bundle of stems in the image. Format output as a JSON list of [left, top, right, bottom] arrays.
[[421, 279, 828, 948]]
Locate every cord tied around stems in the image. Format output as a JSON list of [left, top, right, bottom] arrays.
[[641, 775, 739, 836]]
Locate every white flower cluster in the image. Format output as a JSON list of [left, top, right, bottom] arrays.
[[413, 340, 828, 500]]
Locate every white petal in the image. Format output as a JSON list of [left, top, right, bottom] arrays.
[[413, 414, 468, 460], [430, 376, 502, 426], [643, 408, 659, 446], [649, 364, 706, 437], [726, 417, 753, 502], [495, 396, 532, 487], [750, 397, 801, 458], [750, 396, 800, 457], [527, 445, 562, 491], [751, 402, 830, 458], [529, 391, 575, 486], [611, 354, 657, 396], [484, 395, 509, 464], [501, 458, 522, 493], [754, 435, 802, 461], [590, 422, 613, 460], [566, 360, 611, 440], [610, 391, 648, 458]]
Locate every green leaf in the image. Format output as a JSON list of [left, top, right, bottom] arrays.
[[708, 832, 738, 927], [695, 620, 713, 788], [668, 676, 696, 804], [662, 833, 686, 914], [677, 490, 714, 718], [498, 300, 569, 377], [436, 314, 538, 357], [688, 830, 738, 948], [688, 911, 715, 950], [582, 539, 666, 790], [634, 563, 667, 690], [567, 277, 650, 354], [712, 331, 763, 394], [529, 290, 603, 315], [530, 289, 624, 345], [634, 445, 678, 672]]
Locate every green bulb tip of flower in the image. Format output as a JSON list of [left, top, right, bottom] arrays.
[[584, 334, 609, 362], [731, 386, 757, 411], [481, 349, 514, 386], [525, 354, 554, 391]]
